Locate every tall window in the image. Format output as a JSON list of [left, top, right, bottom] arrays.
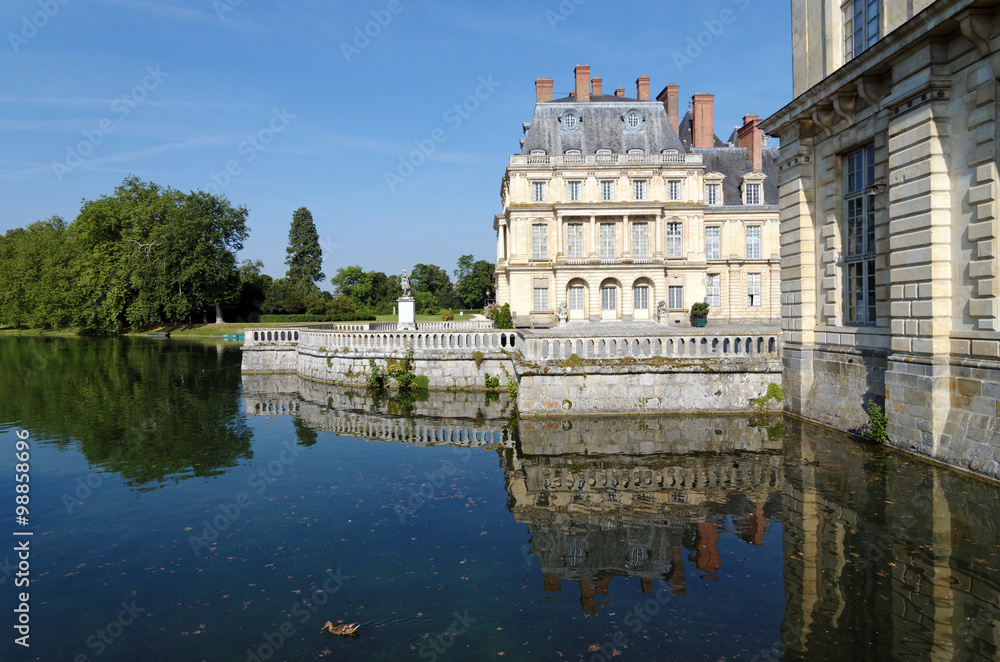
[[569, 286, 585, 311], [668, 180, 681, 200], [666, 222, 682, 258], [746, 226, 761, 259], [706, 183, 721, 205], [600, 223, 616, 259], [745, 183, 761, 205], [568, 180, 582, 202], [668, 285, 683, 309], [567, 223, 584, 258], [532, 181, 546, 202], [747, 273, 762, 307], [532, 224, 547, 260], [707, 274, 721, 307], [601, 286, 617, 311], [633, 285, 649, 311], [844, 0, 879, 61], [600, 180, 615, 201], [632, 223, 648, 258], [705, 226, 721, 260], [845, 145, 876, 324], [633, 180, 647, 201], [534, 286, 549, 311]]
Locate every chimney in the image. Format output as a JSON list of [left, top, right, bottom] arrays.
[[737, 113, 764, 172], [656, 84, 680, 135], [574, 65, 591, 102], [636, 75, 650, 101], [614, 87, 625, 97], [591, 77, 602, 96], [535, 78, 553, 103], [691, 93, 715, 148]]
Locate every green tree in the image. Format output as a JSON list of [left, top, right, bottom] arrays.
[[454, 254, 475, 282], [0, 216, 79, 329], [455, 258, 495, 309], [72, 177, 248, 331], [410, 263, 452, 297], [285, 207, 324, 284]]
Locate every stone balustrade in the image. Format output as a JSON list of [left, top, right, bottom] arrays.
[[298, 329, 519, 353], [243, 328, 301, 347], [509, 153, 701, 167], [518, 331, 781, 363]]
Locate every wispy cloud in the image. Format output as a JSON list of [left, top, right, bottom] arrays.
[[93, 0, 262, 32]]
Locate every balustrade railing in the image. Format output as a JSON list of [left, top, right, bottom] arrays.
[[244, 328, 300, 347], [509, 153, 702, 167], [518, 332, 781, 362], [297, 329, 519, 353]]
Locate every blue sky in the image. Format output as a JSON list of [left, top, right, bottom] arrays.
[[1, 0, 791, 280]]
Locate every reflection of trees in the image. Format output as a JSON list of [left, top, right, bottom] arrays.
[[0, 337, 252, 490]]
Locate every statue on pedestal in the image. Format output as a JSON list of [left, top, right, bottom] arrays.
[[400, 270, 411, 297], [557, 301, 568, 324]]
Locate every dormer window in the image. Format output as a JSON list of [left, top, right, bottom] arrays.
[[741, 172, 767, 205], [529, 149, 545, 155], [561, 112, 581, 131], [624, 110, 643, 131], [565, 149, 581, 155], [627, 149, 643, 154], [596, 148, 612, 163]]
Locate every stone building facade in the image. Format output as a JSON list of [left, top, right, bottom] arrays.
[[494, 65, 780, 327], [762, 0, 1000, 479]]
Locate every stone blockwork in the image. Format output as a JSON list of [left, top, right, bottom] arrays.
[[764, 0, 1000, 482]]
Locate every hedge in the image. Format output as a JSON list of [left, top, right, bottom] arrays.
[[260, 312, 375, 323]]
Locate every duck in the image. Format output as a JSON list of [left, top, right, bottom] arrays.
[[322, 621, 360, 637]]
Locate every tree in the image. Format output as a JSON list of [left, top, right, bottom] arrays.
[[410, 263, 452, 297], [285, 207, 324, 284], [72, 177, 248, 331], [454, 254, 475, 282], [455, 258, 495, 309], [0, 216, 79, 329]]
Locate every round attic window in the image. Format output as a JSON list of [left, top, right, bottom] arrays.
[[625, 111, 643, 130], [562, 114, 579, 130]]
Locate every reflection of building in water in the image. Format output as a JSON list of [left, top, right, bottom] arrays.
[[507, 414, 784, 612], [241, 373, 515, 449], [782, 419, 1000, 659]]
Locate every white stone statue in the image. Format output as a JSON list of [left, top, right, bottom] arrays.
[[401, 270, 411, 297], [656, 300, 668, 323], [557, 301, 568, 324]]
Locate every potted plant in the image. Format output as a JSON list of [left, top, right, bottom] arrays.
[[690, 301, 709, 327]]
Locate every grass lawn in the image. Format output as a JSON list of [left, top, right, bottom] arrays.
[[0, 311, 485, 338]]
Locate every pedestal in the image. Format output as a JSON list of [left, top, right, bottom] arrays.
[[397, 297, 416, 331]]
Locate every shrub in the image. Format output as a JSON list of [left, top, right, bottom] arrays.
[[484, 372, 500, 391], [690, 301, 709, 318], [367, 358, 387, 391], [862, 400, 888, 444], [493, 303, 513, 329], [441, 309, 454, 321]]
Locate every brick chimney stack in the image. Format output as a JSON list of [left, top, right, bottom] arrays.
[[636, 75, 650, 101], [574, 65, 591, 102], [535, 78, 553, 103], [615, 87, 625, 97], [656, 84, 680, 135], [592, 77, 602, 96], [691, 93, 715, 148], [737, 113, 764, 172]]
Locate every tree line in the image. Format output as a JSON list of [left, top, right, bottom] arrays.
[[0, 177, 495, 331]]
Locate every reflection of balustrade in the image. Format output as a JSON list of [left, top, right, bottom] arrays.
[[519, 332, 781, 362]]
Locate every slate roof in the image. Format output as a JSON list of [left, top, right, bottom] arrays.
[[700, 146, 780, 206], [520, 99, 686, 155], [677, 109, 726, 149]]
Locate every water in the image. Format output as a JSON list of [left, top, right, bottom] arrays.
[[0, 336, 998, 661]]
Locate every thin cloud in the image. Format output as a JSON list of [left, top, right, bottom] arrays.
[[93, 0, 262, 32]]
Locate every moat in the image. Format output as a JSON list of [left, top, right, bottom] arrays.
[[1, 336, 998, 661]]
